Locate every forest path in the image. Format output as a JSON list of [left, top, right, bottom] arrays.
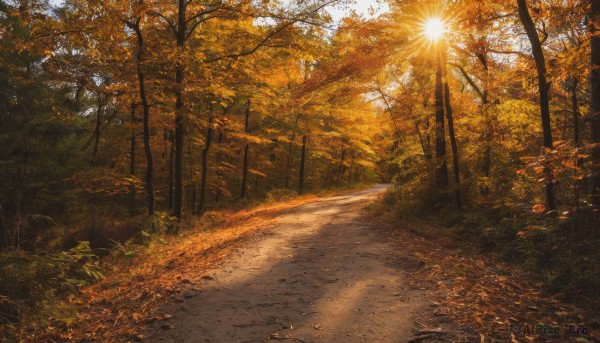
[[145, 185, 429, 342]]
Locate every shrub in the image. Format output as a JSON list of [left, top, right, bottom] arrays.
[[0, 242, 103, 339]]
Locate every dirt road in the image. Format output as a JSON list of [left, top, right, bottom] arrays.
[[145, 185, 428, 342]]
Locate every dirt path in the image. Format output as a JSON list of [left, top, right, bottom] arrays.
[[145, 185, 429, 342]]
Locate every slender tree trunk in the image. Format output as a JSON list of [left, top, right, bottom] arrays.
[[215, 131, 223, 202], [569, 79, 580, 148], [198, 115, 214, 214], [449, 62, 491, 181], [569, 78, 582, 214], [169, 130, 175, 209], [349, 152, 355, 181], [91, 95, 103, 167], [415, 121, 428, 159], [173, 0, 187, 218], [285, 114, 300, 188], [129, 103, 137, 215], [423, 111, 432, 160], [298, 135, 307, 194], [482, 109, 492, 179], [590, 0, 600, 209], [517, 0, 556, 209], [128, 19, 155, 216], [435, 61, 448, 187], [338, 144, 346, 183], [443, 79, 462, 209], [188, 137, 195, 212], [241, 100, 251, 199]]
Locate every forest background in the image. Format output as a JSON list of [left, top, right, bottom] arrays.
[[0, 0, 599, 340]]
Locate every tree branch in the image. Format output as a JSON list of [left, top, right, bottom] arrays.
[[446, 62, 486, 102], [149, 11, 177, 37], [205, 0, 338, 63]]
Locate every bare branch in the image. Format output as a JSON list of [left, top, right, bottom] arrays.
[[149, 11, 177, 37], [186, 14, 219, 40], [205, 0, 338, 63], [446, 62, 486, 102]]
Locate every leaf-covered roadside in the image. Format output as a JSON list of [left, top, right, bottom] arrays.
[[374, 216, 600, 343], [20, 197, 319, 342]]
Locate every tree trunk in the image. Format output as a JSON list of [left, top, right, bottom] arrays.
[[173, 0, 187, 218], [169, 130, 175, 209], [215, 131, 223, 202], [435, 63, 448, 187], [590, 0, 600, 209], [298, 135, 307, 194], [569, 78, 579, 147], [441, 60, 462, 209], [198, 116, 214, 214], [338, 144, 346, 183], [91, 94, 104, 167], [128, 19, 155, 216], [129, 103, 137, 215], [443, 81, 462, 209], [284, 114, 300, 188], [517, 0, 556, 210], [415, 121, 428, 158], [188, 137, 195, 212], [241, 100, 251, 199]]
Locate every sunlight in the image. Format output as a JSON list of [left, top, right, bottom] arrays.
[[423, 17, 446, 41]]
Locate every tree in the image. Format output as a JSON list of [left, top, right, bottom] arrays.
[[591, 0, 600, 209], [517, 0, 556, 210], [125, 6, 156, 216]]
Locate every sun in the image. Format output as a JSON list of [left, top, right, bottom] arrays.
[[423, 17, 446, 41]]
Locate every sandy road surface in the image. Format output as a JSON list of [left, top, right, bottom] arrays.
[[146, 185, 428, 342]]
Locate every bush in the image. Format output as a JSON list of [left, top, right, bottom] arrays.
[[0, 242, 103, 339]]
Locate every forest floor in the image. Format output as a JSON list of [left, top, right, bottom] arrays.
[[29, 185, 599, 342]]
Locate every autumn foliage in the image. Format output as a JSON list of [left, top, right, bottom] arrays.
[[0, 0, 599, 340]]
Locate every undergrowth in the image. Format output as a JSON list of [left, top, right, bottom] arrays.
[[0, 182, 372, 341], [373, 185, 600, 309]]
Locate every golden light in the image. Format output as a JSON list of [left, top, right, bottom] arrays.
[[423, 17, 446, 41]]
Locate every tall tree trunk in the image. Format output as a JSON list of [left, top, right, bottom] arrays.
[[173, 0, 187, 218], [590, 0, 600, 209], [435, 63, 449, 187], [423, 110, 432, 160], [415, 121, 428, 158], [127, 19, 155, 216], [169, 130, 175, 209], [448, 62, 491, 180], [567, 78, 580, 148], [517, 0, 556, 210], [338, 144, 346, 183], [569, 78, 582, 215], [198, 115, 214, 214], [129, 103, 137, 215], [298, 135, 307, 194], [241, 100, 251, 199], [284, 114, 300, 188], [91, 94, 104, 167], [215, 131, 223, 202], [188, 137, 195, 212], [443, 78, 462, 209]]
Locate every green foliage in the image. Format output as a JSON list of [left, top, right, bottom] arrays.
[[0, 242, 102, 338], [147, 212, 179, 235]]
